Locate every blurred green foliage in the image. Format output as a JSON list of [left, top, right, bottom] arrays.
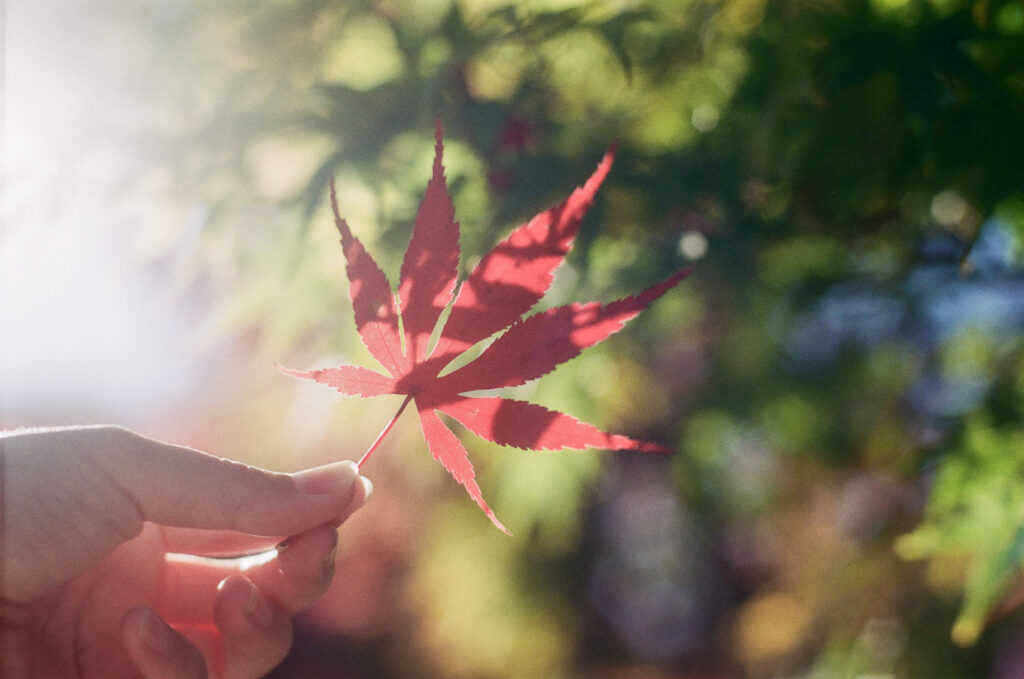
[[898, 418, 1024, 646], [67, 0, 1024, 676]]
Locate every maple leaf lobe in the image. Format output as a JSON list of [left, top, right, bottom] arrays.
[[398, 120, 461, 365], [328, 184, 405, 377]]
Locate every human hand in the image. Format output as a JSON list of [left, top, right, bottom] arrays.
[[1, 425, 371, 679]]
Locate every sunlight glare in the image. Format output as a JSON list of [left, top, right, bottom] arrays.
[[2, 1, 203, 426]]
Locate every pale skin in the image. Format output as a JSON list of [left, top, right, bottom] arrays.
[[1, 425, 372, 678]]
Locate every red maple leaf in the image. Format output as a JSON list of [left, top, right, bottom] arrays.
[[283, 121, 690, 533]]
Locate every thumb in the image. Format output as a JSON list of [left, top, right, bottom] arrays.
[[101, 427, 364, 534], [1, 426, 365, 602]]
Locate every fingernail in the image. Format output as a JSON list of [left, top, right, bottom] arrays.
[[243, 581, 275, 628], [347, 476, 374, 510], [337, 476, 373, 522], [359, 475, 374, 501], [293, 460, 359, 495]]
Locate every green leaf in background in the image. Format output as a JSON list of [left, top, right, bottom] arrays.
[[897, 417, 1024, 645]]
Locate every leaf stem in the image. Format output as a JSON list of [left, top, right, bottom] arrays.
[[358, 394, 415, 469]]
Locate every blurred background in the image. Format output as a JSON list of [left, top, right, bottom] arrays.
[[3, 0, 1024, 676]]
